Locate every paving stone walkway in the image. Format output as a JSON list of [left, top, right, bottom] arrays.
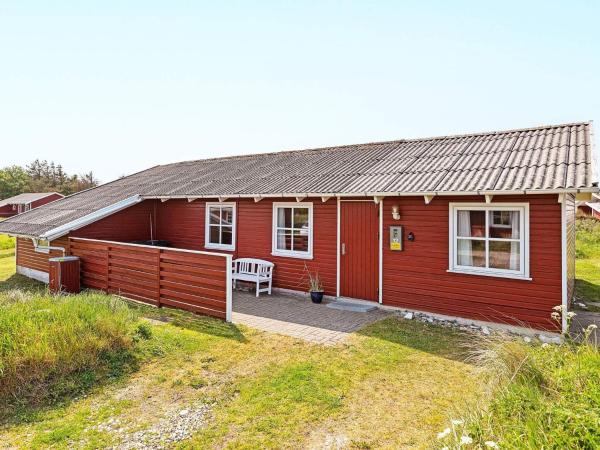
[[232, 290, 390, 345], [573, 310, 599, 345]]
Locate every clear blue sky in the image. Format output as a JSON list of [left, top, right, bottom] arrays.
[[1, 1, 598, 183]]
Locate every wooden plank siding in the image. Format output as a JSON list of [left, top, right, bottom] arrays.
[[16, 236, 70, 274], [382, 195, 562, 330], [71, 201, 156, 241], [14, 193, 566, 330], [153, 198, 338, 296], [69, 238, 230, 320]]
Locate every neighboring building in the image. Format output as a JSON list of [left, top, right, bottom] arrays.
[[0, 122, 597, 332], [0, 192, 64, 218], [577, 194, 600, 219]]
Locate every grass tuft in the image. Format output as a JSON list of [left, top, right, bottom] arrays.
[[0, 291, 142, 416]]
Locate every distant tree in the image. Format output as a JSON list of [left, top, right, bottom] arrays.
[[56, 165, 67, 186], [0, 166, 29, 199], [1, 161, 100, 199]]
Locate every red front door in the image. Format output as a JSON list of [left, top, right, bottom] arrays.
[[340, 201, 379, 301]]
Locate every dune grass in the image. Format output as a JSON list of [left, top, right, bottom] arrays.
[[435, 334, 600, 450], [0, 291, 147, 418]]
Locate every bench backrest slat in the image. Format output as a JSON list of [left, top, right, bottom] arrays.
[[233, 258, 274, 277]]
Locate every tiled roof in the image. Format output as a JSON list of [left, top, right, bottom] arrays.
[[0, 122, 596, 238], [0, 192, 61, 208]]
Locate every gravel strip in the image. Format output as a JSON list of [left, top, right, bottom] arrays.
[[96, 402, 211, 449]]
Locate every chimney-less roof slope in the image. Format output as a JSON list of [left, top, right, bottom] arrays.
[[0, 122, 595, 238]]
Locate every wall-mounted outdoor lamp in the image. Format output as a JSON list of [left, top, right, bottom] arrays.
[[391, 205, 401, 220], [408, 232, 415, 242]]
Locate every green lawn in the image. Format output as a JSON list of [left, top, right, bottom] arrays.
[[575, 217, 600, 308], [0, 256, 479, 449]]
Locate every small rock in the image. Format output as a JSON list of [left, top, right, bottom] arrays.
[[179, 409, 189, 417], [403, 312, 413, 320], [481, 326, 490, 335], [427, 317, 434, 323], [539, 334, 562, 345], [523, 336, 532, 343]]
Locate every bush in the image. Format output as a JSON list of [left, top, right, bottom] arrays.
[[133, 322, 153, 341], [0, 234, 15, 250], [0, 292, 141, 412], [575, 217, 600, 259]]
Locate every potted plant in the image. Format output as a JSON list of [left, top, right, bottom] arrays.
[[305, 265, 324, 303]]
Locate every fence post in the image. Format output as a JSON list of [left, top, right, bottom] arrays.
[[225, 254, 233, 322], [105, 245, 110, 291], [156, 248, 161, 307]]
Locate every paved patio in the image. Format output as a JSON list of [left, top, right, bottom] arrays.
[[573, 310, 599, 345], [232, 290, 390, 345]]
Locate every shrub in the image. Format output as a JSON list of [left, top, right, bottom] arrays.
[[0, 292, 141, 412], [133, 322, 153, 341], [575, 217, 600, 259], [0, 234, 15, 250]]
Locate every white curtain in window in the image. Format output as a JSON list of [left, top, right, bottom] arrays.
[[509, 211, 520, 270], [457, 210, 472, 266], [277, 208, 286, 249]]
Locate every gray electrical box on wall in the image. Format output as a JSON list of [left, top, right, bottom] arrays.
[[389, 226, 402, 251]]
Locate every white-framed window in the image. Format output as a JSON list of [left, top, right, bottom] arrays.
[[34, 238, 50, 254], [205, 202, 236, 251], [448, 203, 530, 280], [272, 202, 313, 259]]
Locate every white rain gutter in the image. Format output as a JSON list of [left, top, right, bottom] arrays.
[[40, 195, 143, 241]]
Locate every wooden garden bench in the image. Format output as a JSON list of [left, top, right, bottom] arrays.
[[232, 258, 274, 297]]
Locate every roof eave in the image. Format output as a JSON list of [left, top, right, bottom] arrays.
[[39, 195, 143, 241], [139, 187, 599, 202]]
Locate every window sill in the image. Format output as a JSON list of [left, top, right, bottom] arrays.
[[447, 269, 532, 281], [205, 244, 235, 252], [271, 251, 313, 260]]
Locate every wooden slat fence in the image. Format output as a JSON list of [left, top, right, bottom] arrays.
[[69, 237, 232, 321]]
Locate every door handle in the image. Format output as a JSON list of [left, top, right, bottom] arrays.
[[341, 243, 346, 255]]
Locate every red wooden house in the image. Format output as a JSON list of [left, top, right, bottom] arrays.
[[0, 192, 63, 218], [0, 122, 597, 332]]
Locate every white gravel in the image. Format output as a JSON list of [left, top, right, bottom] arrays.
[[91, 402, 211, 449]]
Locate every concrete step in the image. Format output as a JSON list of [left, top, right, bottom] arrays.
[[326, 301, 378, 313]]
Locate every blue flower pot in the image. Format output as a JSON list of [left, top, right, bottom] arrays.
[[310, 291, 324, 303]]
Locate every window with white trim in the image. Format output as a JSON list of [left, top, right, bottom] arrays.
[[449, 204, 529, 279], [272, 202, 313, 259], [205, 202, 236, 250]]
